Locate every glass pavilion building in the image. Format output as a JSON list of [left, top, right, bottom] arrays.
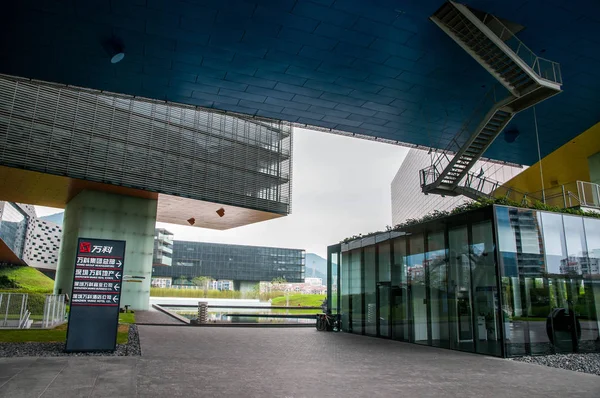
[[327, 205, 600, 357]]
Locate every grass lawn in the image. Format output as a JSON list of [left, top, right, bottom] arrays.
[[0, 323, 130, 344], [119, 312, 136, 324], [271, 294, 325, 307], [0, 266, 54, 293]]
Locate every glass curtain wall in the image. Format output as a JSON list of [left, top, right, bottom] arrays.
[[337, 206, 599, 358]]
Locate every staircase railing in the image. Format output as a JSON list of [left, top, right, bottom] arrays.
[[479, 11, 562, 84], [420, 83, 511, 188], [455, 174, 600, 211]]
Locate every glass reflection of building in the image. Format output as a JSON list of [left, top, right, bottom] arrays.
[[327, 205, 600, 358], [0, 202, 29, 259]]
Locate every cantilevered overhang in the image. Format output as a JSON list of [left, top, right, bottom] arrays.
[[0, 166, 282, 230]]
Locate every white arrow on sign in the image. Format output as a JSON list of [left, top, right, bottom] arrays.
[[116, 260, 123, 267], [113, 284, 121, 292], [115, 272, 122, 279], [112, 295, 119, 303]]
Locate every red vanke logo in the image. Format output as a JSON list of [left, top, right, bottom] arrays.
[[80, 242, 91, 253]]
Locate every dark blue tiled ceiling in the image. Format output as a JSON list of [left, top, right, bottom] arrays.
[[2, 0, 600, 165]]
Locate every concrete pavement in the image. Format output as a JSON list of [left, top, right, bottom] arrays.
[[0, 326, 598, 397]]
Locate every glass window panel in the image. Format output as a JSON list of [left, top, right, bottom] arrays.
[[408, 233, 427, 345], [427, 230, 449, 348], [350, 249, 363, 334], [378, 243, 391, 282], [562, 215, 598, 352], [364, 246, 376, 336], [495, 207, 549, 356], [563, 216, 587, 275], [377, 242, 391, 338], [471, 220, 501, 356], [330, 252, 339, 315], [392, 238, 409, 341], [583, 218, 600, 352], [448, 225, 473, 352]]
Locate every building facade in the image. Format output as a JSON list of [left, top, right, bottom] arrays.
[[391, 149, 524, 225], [328, 205, 600, 358], [152, 239, 305, 289], [153, 228, 173, 266], [0, 202, 63, 276], [22, 218, 62, 277], [0, 201, 30, 264]]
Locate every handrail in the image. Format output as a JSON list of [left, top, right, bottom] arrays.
[[429, 83, 509, 173], [480, 11, 562, 84]]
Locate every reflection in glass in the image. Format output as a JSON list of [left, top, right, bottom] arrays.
[[408, 234, 427, 344], [471, 220, 501, 356], [364, 246, 376, 336], [336, 206, 600, 358], [378, 243, 391, 337], [350, 249, 363, 334], [0, 203, 28, 258], [392, 238, 409, 341], [583, 218, 600, 352], [341, 252, 350, 331], [427, 231, 449, 348], [563, 216, 597, 352], [448, 226, 473, 352]]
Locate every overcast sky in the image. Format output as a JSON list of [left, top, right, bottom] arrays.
[[35, 127, 408, 258]]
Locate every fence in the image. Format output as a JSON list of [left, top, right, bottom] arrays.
[[42, 294, 67, 329], [0, 293, 30, 328], [0, 293, 67, 329]]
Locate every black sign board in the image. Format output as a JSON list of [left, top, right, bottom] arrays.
[[65, 238, 126, 352]]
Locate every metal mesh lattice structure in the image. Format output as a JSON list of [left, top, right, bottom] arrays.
[[0, 75, 292, 215]]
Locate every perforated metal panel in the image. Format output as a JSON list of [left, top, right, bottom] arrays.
[[0, 75, 292, 215]]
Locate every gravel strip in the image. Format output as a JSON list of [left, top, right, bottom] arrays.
[[0, 324, 141, 357], [513, 353, 600, 376]]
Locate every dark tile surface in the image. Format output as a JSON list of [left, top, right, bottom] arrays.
[[0, 327, 599, 397]]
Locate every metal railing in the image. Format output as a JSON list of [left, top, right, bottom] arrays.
[[0, 293, 67, 329], [0, 293, 30, 329], [480, 12, 562, 84], [42, 294, 67, 329], [421, 84, 511, 188], [577, 181, 600, 208], [456, 174, 600, 211]]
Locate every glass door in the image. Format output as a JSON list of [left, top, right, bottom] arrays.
[[377, 282, 391, 338]]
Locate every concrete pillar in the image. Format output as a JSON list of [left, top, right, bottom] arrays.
[[54, 190, 157, 310]]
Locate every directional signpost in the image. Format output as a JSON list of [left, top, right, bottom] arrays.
[[65, 238, 126, 352]]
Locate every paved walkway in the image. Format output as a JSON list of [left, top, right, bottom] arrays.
[[135, 309, 187, 325], [1, 327, 599, 397]]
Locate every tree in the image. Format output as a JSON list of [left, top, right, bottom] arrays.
[[192, 276, 212, 297], [271, 277, 287, 291]]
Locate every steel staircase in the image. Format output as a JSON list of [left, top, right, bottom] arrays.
[[420, 1, 562, 197]]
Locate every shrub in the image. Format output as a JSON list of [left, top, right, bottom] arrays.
[[341, 196, 600, 243]]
